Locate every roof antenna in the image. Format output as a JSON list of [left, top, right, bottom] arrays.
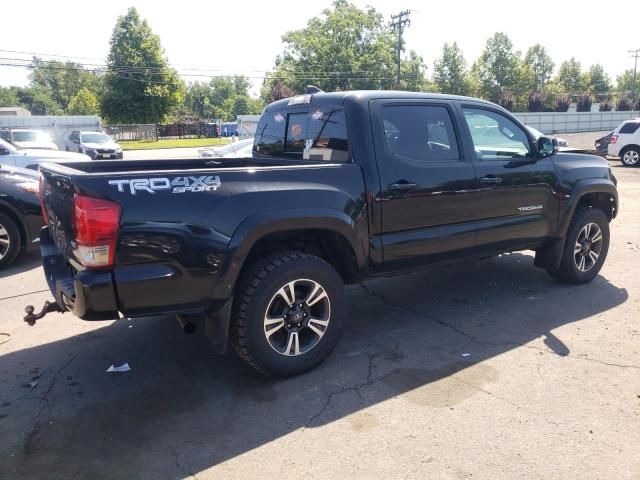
[[306, 85, 325, 94]]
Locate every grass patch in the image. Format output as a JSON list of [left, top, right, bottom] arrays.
[[120, 138, 231, 150]]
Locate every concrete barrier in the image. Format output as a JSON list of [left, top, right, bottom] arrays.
[[0, 115, 102, 149], [513, 111, 640, 134]]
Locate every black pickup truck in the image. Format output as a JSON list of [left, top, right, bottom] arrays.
[[30, 90, 618, 376]]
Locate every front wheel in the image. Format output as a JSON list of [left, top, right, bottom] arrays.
[[620, 147, 640, 167], [231, 251, 344, 377], [547, 206, 610, 284]]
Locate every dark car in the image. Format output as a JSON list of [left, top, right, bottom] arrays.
[[0, 164, 44, 268], [595, 131, 614, 156], [32, 90, 618, 376]]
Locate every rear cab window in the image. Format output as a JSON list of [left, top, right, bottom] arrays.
[[254, 104, 349, 162], [381, 105, 460, 162]]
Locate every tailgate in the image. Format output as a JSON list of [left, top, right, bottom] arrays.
[[40, 167, 77, 262]]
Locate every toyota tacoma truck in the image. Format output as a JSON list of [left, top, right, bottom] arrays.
[[28, 90, 618, 376]]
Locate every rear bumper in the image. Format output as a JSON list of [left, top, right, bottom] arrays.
[[41, 226, 120, 320], [40, 226, 229, 321]]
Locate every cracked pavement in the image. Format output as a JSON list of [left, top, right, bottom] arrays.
[[0, 158, 639, 480]]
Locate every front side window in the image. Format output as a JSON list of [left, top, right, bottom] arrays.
[[463, 108, 531, 160], [382, 105, 460, 162], [254, 107, 349, 162]]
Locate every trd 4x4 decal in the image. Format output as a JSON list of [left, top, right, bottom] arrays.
[[108, 176, 221, 195]]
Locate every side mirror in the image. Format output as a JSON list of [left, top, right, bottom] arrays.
[[537, 136, 557, 158], [0, 148, 10, 155]]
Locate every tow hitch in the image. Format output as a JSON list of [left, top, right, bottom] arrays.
[[23, 301, 63, 326]]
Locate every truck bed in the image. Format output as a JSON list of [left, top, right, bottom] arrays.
[[41, 157, 327, 175]]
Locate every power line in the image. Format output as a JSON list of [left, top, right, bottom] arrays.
[[630, 48, 640, 100], [0, 61, 402, 85], [0, 49, 395, 74], [0, 56, 403, 82], [390, 9, 411, 89]]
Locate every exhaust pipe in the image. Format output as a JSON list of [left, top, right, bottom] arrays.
[[176, 314, 196, 334]]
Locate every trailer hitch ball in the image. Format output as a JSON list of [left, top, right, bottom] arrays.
[[23, 301, 62, 326]]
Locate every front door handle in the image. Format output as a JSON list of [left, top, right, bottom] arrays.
[[480, 176, 502, 185], [389, 182, 418, 191]]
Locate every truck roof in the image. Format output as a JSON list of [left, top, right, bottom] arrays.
[[264, 90, 499, 112]]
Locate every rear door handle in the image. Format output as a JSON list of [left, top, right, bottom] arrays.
[[389, 182, 418, 191], [480, 176, 502, 185]]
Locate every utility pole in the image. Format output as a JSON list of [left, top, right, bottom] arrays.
[[390, 10, 411, 89], [630, 48, 640, 100]]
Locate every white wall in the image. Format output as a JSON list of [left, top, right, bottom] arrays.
[[513, 111, 640, 134], [0, 115, 102, 148]]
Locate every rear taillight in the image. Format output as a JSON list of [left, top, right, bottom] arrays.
[[38, 176, 49, 223], [610, 135, 618, 144], [73, 194, 121, 269]]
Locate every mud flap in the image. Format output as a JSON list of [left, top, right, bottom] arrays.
[[534, 237, 565, 271], [205, 298, 233, 354]]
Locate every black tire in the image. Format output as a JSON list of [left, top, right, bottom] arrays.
[[0, 212, 21, 269], [620, 147, 640, 167], [547, 206, 610, 284], [231, 251, 345, 377]]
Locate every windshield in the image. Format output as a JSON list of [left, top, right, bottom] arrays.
[[81, 133, 111, 143], [13, 130, 51, 143]]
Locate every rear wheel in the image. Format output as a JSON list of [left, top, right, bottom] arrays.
[[232, 251, 344, 377], [547, 206, 609, 284], [620, 147, 640, 167], [0, 213, 21, 269]]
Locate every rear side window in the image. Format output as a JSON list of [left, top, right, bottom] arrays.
[[254, 107, 349, 162], [619, 122, 640, 134], [382, 105, 460, 162]]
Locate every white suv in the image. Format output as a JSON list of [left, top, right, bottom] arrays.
[[608, 119, 640, 167]]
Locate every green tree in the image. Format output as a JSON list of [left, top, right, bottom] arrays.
[[0, 87, 20, 107], [29, 58, 102, 111], [66, 88, 100, 115], [616, 69, 640, 97], [264, 0, 427, 96], [471, 33, 521, 102], [101, 7, 185, 123], [524, 44, 554, 90], [261, 78, 297, 103], [184, 76, 261, 121], [184, 82, 214, 118], [555, 58, 583, 93], [14, 86, 63, 115], [432, 42, 470, 95], [584, 64, 611, 94]]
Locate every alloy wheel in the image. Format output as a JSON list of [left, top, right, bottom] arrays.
[[263, 278, 331, 356], [573, 222, 603, 272], [622, 150, 639, 166], [0, 223, 10, 260]]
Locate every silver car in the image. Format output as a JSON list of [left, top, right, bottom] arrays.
[[0, 138, 88, 170], [65, 131, 123, 159]]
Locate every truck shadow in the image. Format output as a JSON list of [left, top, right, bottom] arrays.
[[0, 251, 42, 279], [0, 253, 628, 479]]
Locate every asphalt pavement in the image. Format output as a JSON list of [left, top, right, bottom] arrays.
[[0, 133, 638, 479]]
